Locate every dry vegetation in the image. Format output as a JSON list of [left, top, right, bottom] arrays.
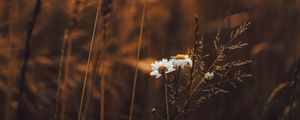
[[0, 0, 300, 120]]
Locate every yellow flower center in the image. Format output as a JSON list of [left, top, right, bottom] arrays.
[[158, 66, 168, 74], [175, 54, 187, 60]]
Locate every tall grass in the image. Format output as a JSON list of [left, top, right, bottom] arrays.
[[17, 0, 41, 119], [0, 0, 299, 120], [183, 15, 200, 120], [128, 1, 146, 120], [84, 0, 113, 119], [288, 57, 300, 120], [55, 1, 82, 119], [77, 0, 102, 119]]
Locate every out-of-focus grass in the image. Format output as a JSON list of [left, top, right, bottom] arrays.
[[0, 0, 299, 120]]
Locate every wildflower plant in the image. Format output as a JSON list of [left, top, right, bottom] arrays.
[[150, 59, 176, 78], [150, 15, 252, 120]]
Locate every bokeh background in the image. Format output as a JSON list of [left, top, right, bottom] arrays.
[[0, 0, 300, 120]]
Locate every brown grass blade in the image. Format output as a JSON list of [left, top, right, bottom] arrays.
[[129, 1, 146, 120], [77, 0, 102, 119]]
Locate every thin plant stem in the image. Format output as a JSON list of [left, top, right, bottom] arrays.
[[55, 5, 81, 117], [288, 57, 300, 120], [55, 29, 67, 120], [56, 17, 76, 119], [61, 27, 74, 120], [183, 15, 200, 120], [93, 34, 111, 120], [77, 0, 102, 119], [128, 1, 146, 120], [17, 0, 41, 119], [83, 0, 112, 116], [163, 73, 170, 120], [174, 67, 181, 112]]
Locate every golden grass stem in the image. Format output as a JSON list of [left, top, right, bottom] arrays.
[[56, 1, 81, 119], [61, 30, 72, 120], [77, 0, 102, 119], [128, 1, 146, 120], [55, 29, 67, 120]]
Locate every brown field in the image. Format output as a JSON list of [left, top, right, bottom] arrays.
[[0, 0, 299, 120]]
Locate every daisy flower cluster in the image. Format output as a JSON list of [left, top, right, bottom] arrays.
[[150, 54, 197, 78]]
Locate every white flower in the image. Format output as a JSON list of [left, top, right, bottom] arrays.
[[204, 72, 214, 80], [170, 54, 193, 68], [150, 59, 176, 78]]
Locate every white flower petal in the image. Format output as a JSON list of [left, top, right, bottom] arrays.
[[170, 55, 193, 68], [168, 68, 176, 73], [151, 63, 158, 70], [150, 70, 158, 76], [149, 58, 176, 78], [204, 72, 214, 80], [187, 59, 193, 67]]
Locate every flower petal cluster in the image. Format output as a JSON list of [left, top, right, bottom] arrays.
[[150, 54, 194, 78], [204, 72, 214, 80], [150, 59, 176, 78], [170, 54, 193, 68]]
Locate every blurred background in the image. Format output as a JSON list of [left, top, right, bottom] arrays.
[[0, 0, 300, 120]]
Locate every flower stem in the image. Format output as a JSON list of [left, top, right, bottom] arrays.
[[163, 73, 170, 120], [128, 1, 146, 120], [174, 67, 181, 112]]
